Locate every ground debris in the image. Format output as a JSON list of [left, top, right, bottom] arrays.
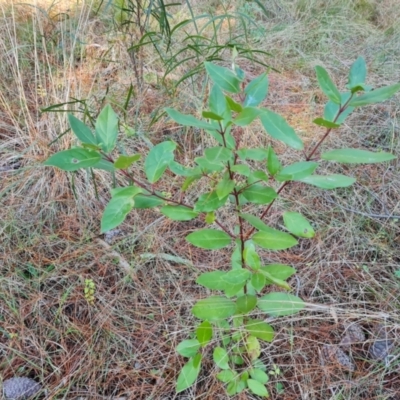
[[321, 344, 355, 371]]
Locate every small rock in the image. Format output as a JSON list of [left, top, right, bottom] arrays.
[[3, 377, 42, 400], [340, 322, 365, 349], [369, 324, 396, 361], [369, 339, 395, 361], [322, 344, 355, 371]]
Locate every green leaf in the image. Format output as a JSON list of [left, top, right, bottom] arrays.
[[95, 104, 119, 153], [259, 109, 303, 150], [195, 156, 225, 173], [245, 319, 274, 342], [233, 107, 260, 126], [196, 321, 213, 347], [216, 176, 235, 200], [267, 146, 282, 176], [161, 205, 199, 221], [186, 229, 231, 249], [236, 294, 257, 314], [165, 108, 214, 130], [243, 241, 261, 270], [237, 148, 268, 161], [145, 141, 176, 183], [251, 273, 266, 292], [324, 92, 354, 123], [213, 347, 230, 369], [176, 353, 202, 393], [169, 161, 201, 177], [247, 379, 269, 397], [182, 175, 202, 191], [226, 380, 238, 395], [299, 174, 356, 189], [322, 149, 396, 164], [44, 148, 101, 171], [242, 185, 277, 205], [244, 72, 269, 107], [248, 170, 269, 183], [196, 271, 228, 290], [101, 186, 142, 233], [226, 96, 243, 113], [114, 154, 141, 169], [283, 212, 315, 238], [276, 161, 318, 182], [258, 269, 291, 290], [192, 296, 236, 321], [222, 269, 251, 286], [209, 85, 230, 116], [347, 56, 367, 90], [217, 370, 236, 383], [132, 194, 165, 209], [68, 114, 97, 145], [253, 230, 298, 250], [194, 191, 228, 212], [231, 164, 251, 176], [260, 264, 296, 283], [205, 211, 216, 224], [176, 339, 201, 357], [349, 83, 400, 107], [315, 65, 341, 104], [204, 146, 232, 163], [258, 292, 305, 316], [240, 213, 270, 232], [313, 118, 340, 128], [202, 110, 223, 121], [205, 62, 241, 93], [246, 335, 261, 361], [91, 159, 116, 171], [249, 369, 269, 385]]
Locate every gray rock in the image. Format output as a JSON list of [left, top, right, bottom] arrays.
[[3, 377, 41, 400]]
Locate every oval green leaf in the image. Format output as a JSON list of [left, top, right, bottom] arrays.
[[114, 154, 141, 169], [315, 65, 341, 104], [253, 230, 298, 250], [349, 83, 400, 107], [176, 353, 202, 393], [259, 109, 304, 150], [244, 72, 269, 107], [205, 62, 241, 93], [43, 148, 101, 171], [245, 319, 274, 342], [258, 292, 305, 317], [95, 104, 119, 153], [144, 141, 176, 183], [165, 107, 214, 130], [161, 205, 199, 221], [213, 347, 230, 369], [186, 229, 231, 250], [299, 174, 356, 189], [192, 296, 236, 321], [283, 211, 315, 238], [247, 379, 269, 397], [236, 294, 257, 314], [68, 114, 97, 145], [242, 185, 277, 205], [196, 321, 213, 347], [196, 271, 228, 290], [276, 161, 318, 182], [176, 339, 201, 357], [322, 149, 396, 164]]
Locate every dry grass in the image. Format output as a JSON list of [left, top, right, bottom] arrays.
[[1, 0, 400, 399]]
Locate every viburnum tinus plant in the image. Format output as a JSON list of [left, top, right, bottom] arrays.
[[44, 57, 399, 397]]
